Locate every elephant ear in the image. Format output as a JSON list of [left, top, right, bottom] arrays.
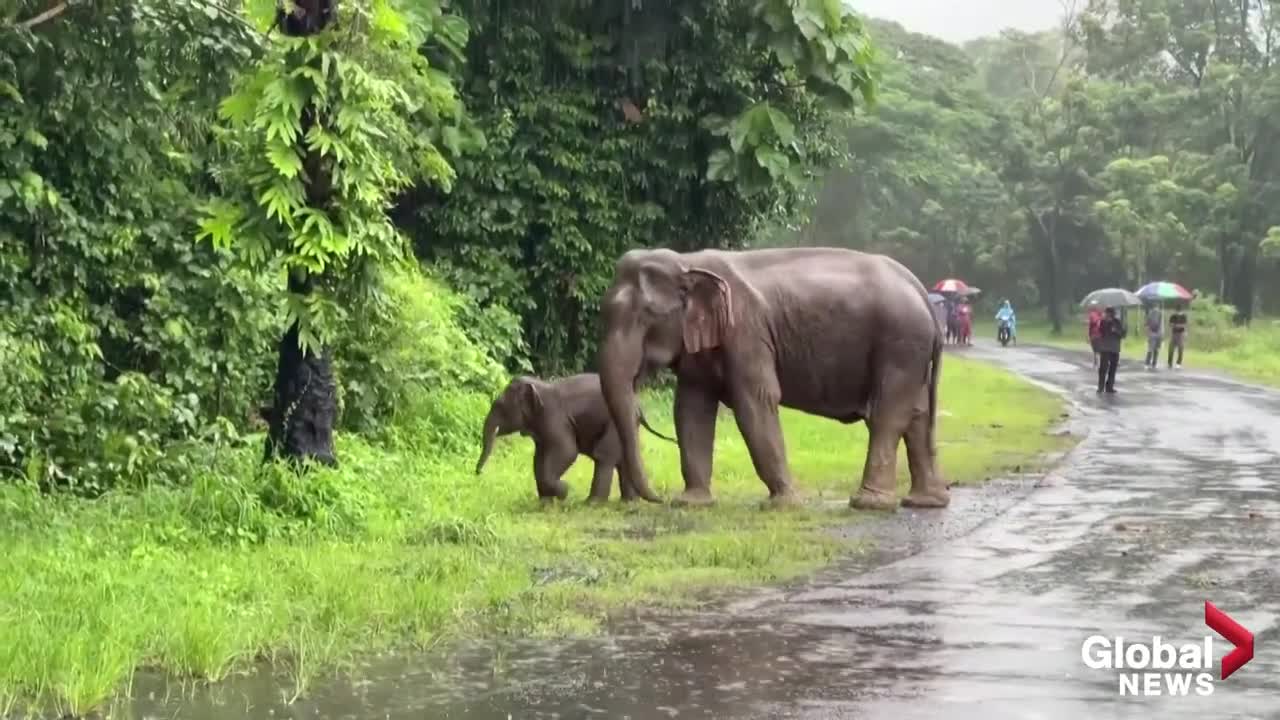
[[680, 268, 734, 354], [517, 379, 544, 419]]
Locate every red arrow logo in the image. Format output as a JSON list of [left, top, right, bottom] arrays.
[[1205, 601, 1254, 680]]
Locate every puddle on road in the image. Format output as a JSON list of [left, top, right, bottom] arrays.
[[91, 617, 942, 720]]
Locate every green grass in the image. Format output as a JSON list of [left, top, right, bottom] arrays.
[[976, 313, 1280, 388], [0, 356, 1068, 717]]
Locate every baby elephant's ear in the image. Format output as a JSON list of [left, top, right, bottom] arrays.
[[680, 268, 734, 354], [517, 378, 544, 416]]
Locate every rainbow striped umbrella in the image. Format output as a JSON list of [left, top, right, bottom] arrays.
[[1135, 281, 1192, 303]]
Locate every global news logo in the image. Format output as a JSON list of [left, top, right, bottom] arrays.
[[1080, 602, 1255, 696]]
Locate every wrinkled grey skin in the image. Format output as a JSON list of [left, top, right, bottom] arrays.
[[475, 373, 677, 502], [597, 247, 948, 510]]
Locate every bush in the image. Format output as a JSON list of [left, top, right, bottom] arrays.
[[0, 315, 213, 494], [0, 321, 42, 479], [333, 268, 508, 438], [1187, 294, 1246, 349], [180, 450, 383, 545], [1, 260, 510, 504]]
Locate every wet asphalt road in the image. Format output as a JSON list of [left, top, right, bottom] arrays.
[[123, 342, 1280, 720]]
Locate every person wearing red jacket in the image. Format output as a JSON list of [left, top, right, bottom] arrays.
[[957, 302, 973, 345], [1087, 307, 1104, 368]]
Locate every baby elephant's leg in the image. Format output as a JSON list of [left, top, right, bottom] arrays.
[[533, 441, 574, 501], [587, 428, 622, 503], [588, 461, 616, 502]]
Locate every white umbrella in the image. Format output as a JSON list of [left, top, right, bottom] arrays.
[[1081, 288, 1142, 308]]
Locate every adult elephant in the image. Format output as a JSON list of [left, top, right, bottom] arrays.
[[597, 247, 948, 511]]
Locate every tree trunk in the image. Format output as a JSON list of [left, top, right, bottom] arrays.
[[264, 0, 339, 468], [1029, 208, 1063, 334], [1045, 243, 1062, 335], [1217, 236, 1231, 300], [1229, 243, 1257, 324]]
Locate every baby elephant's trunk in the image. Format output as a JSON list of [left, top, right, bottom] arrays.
[[475, 408, 501, 475]]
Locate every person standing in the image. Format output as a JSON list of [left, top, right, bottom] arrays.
[[1167, 306, 1188, 368], [1143, 304, 1163, 370], [1087, 306, 1104, 368], [1097, 306, 1127, 394]]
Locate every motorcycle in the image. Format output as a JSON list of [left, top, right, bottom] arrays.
[[997, 319, 1012, 347]]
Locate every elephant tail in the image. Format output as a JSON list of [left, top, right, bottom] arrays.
[[637, 408, 677, 444], [926, 332, 942, 451]]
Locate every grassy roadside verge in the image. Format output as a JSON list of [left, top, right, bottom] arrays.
[[0, 355, 1068, 716], [975, 315, 1280, 388]]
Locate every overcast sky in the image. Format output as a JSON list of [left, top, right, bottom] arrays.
[[848, 0, 1065, 44]]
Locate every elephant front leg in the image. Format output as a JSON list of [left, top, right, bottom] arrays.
[[902, 400, 949, 509], [533, 442, 574, 501], [673, 378, 719, 506], [728, 381, 796, 505]]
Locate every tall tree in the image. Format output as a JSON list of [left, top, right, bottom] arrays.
[[1080, 0, 1280, 320], [763, 20, 1017, 285], [200, 0, 468, 466], [266, 0, 339, 466]]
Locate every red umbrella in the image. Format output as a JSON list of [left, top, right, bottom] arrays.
[[934, 278, 969, 294]]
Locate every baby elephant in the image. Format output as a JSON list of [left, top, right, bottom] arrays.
[[475, 373, 676, 501]]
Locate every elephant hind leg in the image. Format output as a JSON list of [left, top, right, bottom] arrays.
[[849, 366, 918, 512], [849, 415, 901, 511], [587, 460, 616, 502], [901, 396, 949, 509], [587, 432, 621, 502]]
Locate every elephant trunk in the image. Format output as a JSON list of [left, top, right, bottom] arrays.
[[599, 327, 662, 503], [475, 407, 501, 475]]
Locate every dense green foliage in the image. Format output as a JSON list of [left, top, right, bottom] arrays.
[[1, 1, 266, 491], [406, 0, 878, 372], [770, 1, 1280, 331], [0, 0, 877, 486]]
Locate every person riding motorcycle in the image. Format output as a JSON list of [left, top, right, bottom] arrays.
[[995, 299, 1017, 344]]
